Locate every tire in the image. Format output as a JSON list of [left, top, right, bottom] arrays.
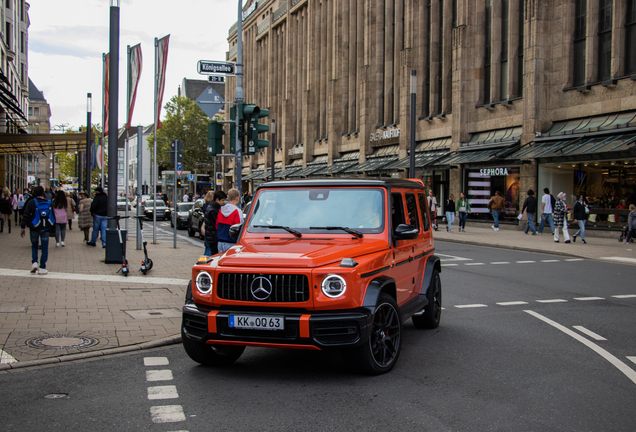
[[181, 328, 245, 366], [412, 269, 442, 329], [344, 293, 402, 375]]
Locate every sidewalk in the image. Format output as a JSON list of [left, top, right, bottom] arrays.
[[0, 222, 204, 370]]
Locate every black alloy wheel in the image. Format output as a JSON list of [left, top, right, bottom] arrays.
[[181, 328, 245, 366], [412, 269, 442, 329]]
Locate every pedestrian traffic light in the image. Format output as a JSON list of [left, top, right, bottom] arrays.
[[246, 108, 270, 155], [207, 121, 224, 156]]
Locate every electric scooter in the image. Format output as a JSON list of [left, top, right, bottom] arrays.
[[133, 215, 153, 274], [107, 215, 130, 277]]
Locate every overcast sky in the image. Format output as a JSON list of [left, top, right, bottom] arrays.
[[28, 0, 238, 132]]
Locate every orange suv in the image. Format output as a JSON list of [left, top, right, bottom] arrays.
[[182, 178, 442, 374]]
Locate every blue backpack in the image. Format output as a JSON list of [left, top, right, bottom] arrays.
[[32, 199, 55, 230]]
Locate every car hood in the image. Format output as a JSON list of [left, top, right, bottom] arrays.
[[177, 211, 189, 217], [218, 237, 389, 268]]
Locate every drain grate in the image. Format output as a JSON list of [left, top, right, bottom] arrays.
[[26, 334, 99, 350]]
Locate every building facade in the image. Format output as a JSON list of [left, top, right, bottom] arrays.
[[225, 0, 636, 229]]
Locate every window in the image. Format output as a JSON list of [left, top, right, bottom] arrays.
[[34, 107, 39, 115], [573, 0, 587, 86], [423, 0, 432, 117], [452, 0, 457, 27], [517, 3, 524, 96], [627, 0, 636, 75], [391, 193, 406, 231], [20, 31, 24, 53], [28, 107, 31, 115], [500, 0, 509, 100], [405, 194, 420, 230], [484, 0, 492, 103], [5, 22, 11, 50], [597, 0, 612, 81], [6, 0, 10, 8], [418, 193, 431, 231], [437, 0, 443, 114]]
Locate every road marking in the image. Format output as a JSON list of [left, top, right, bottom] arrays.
[[150, 405, 186, 423], [148, 385, 179, 400], [437, 253, 473, 261], [599, 257, 636, 264], [464, 263, 485, 266], [565, 258, 585, 262], [496, 301, 529, 306], [146, 370, 174, 381], [541, 260, 560, 263], [490, 262, 510, 265], [144, 357, 169, 366], [0, 349, 17, 364], [154, 225, 202, 247], [574, 297, 605, 301], [441, 263, 458, 267], [536, 299, 568, 303], [525, 310, 636, 386], [628, 357, 636, 365], [454, 304, 488, 308], [573, 326, 607, 341], [613, 295, 636, 299], [516, 261, 536, 264], [0, 268, 189, 286]]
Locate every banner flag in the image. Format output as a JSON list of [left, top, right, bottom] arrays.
[[96, 144, 103, 170], [154, 35, 170, 130], [103, 53, 110, 135], [126, 43, 143, 131]]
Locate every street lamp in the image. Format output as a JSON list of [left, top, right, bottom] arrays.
[[270, 119, 276, 181], [86, 93, 92, 194]]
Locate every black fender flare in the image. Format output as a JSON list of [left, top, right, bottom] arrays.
[[419, 255, 441, 295], [362, 276, 397, 313]]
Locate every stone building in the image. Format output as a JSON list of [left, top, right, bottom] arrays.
[[225, 0, 636, 229]]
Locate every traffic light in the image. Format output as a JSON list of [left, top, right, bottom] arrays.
[[177, 179, 182, 187], [247, 108, 270, 154], [207, 121, 224, 156]]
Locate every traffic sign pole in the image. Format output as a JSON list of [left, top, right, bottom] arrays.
[[173, 142, 177, 250]]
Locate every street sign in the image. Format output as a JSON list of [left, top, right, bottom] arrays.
[[188, 174, 195, 182], [177, 170, 183, 177], [197, 60, 236, 75], [176, 164, 182, 171], [195, 86, 224, 119], [216, 172, 223, 185], [208, 75, 226, 83]]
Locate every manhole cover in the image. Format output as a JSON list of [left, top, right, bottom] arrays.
[[44, 393, 68, 399], [26, 334, 99, 350]]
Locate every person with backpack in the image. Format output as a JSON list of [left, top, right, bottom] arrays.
[[0, 187, 12, 233], [52, 190, 69, 247], [20, 186, 54, 275]]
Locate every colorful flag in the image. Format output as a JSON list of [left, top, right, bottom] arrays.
[[103, 53, 110, 135], [126, 43, 143, 131], [155, 35, 170, 130], [96, 144, 103, 170]]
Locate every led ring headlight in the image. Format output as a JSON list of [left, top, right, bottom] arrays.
[[321, 275, 347, 298], [195, 271, 213, 294]]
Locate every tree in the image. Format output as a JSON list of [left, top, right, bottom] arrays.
[[55, 127, 107, 188], [147, 95, 215, 173]]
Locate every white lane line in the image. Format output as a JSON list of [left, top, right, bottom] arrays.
[[437, 253, 473, 261], [146, 370, 174, 382], [536, 299, 568, 303], [0, 349, 17, 364], [628, 357, 636, 365], [150, 405, 186, 423], [441, 263, 458, 267], [464, 263, 485, 266], [599, 257, 636, 264], [613, 295, 636, 299], [144, 357, 169, 366], [573, 326, 607, 341], [565, 258, 585, 262], [497, 301, 529, 306], [0, 268, 189, 286], [574, 297, 605, 301], [148, 385, 179, 400], [516, 261, 536, 264], [525, 310, 636, 385], [490, 262, 510, 265], [541, 260, 560, 263], [454, 304, 488, 308]]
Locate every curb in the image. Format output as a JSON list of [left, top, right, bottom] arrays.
[[0, 334, 182, 371], [435, 238, 588, 260]]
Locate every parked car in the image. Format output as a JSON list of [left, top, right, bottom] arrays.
[[182, 178, 442, 375], [116, 196, 131, 211], [143, 200, 171, 221], [172, 202, 194, 229], [187, 198, 206, 239]]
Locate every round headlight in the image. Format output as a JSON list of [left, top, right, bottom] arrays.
[[195, 271, 213, 294], [321, 275, 347, 298]]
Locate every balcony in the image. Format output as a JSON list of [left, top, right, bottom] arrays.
[[256, 15, 270, 37], [273, 2, 287, 24]]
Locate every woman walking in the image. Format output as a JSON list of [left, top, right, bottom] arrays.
[[456, 192, 471, 232], [427, 190, 438, 231], [77, 192, 93, 243], [445, 194, 456, 232], [553, 192, 571, 243], [65, 192, 76, 230], [11, 188, 24, 225], [52, 190, 69, 247], [0, 187, 12, 233], [572, 194, 588, 244]]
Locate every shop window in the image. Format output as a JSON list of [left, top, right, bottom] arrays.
[[405, 193, 420, 230], [391, 193, 406, 231], [418, 193, 431, 231], [484, 0, 492, 103], [573, 0, 586, 86], [627, 0, 636, 75], [465, 167, 520, 221], [597, 0, 612, 81]]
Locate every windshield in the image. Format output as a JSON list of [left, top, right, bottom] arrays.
[[178, 203, 193, 212], [247, 188, 385, 234], [145, 200, 164, 208]]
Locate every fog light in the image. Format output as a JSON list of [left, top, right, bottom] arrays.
[[321, 275, 346, 298], [195, 271, 213, 294]]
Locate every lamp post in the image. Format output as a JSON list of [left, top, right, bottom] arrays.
[[86, 93, 92, 194], [409, 70, 416, 179], [270, 119, 276, 181], [107, 0, 119, 229]]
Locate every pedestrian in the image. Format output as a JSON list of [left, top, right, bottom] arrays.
[[216, 188, 243, 253], [487, 191, 505, 231], [11, 188, 24, 225], [200, 191, 213, 254], [427, 190, 438, 231], [445, 193, 456, 232], [44, 186, 53, 200], [521, 189, 538, 235], [87, 186, 108, 248], [65, 191, 76, 230], [572, 193, 588, 244], [553, 192, 571, 243], [625, 204, 636, 243], [202, 190, 227, 256], [0, 187, 13, 233], [538, 187, 556, 234], [182, 193, 189, 202], [20, 185, 54, 275], [77, 191, 93, 244], [52, 190, 69, 247], [456, 192, 471, 232]]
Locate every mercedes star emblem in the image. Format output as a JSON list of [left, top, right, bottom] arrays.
[[250, 276, 273, 300]]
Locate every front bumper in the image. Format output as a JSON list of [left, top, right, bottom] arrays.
[[182, 303, 373, 350]]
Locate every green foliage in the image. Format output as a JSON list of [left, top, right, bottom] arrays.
[[147, 96, 215, 173], [57, 127, 107, 186]]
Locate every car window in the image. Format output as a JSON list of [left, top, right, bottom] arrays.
[[418, 193, 430, 231], [178, 203, 193, 212], [405, 193, 419, 230], [391, 193, 406, 231]]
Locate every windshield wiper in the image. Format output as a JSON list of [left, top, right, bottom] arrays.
[[309, 226, 363, 238], [253, 225, 302, 238]]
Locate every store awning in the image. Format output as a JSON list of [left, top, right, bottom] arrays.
[[463, 126, 522, 148], [437, 145, 520, 165], [0, 132, 94, 155], [434, 127, 521, 165], [288, 163, 328, 177], [312, 160, 358, 175], [243, 170, 264, 180], [541, 111, 636, 137], [507, 133, 636, 161], [344, 145, 399, 173]]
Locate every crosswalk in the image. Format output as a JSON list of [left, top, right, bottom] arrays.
[[438, 253, 585, 268]]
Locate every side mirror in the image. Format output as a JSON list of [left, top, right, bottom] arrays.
[[394, 224, 419, 240], [229, 223, 243, 240]]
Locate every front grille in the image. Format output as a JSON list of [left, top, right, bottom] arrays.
[[218, 317, 299, 339], [313, 320, 360, 345], [217, 273, 310, 302], [183, 313, 208, 338]]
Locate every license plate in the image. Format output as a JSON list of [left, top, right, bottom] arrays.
[[229, 315, 284, 330]]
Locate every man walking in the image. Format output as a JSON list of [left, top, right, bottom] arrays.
[[572, 194, 588, 244], [20, 186, 53, 275], [538, 188, 555, 234], [521, 189, 538, 234], [203, 190, 227, 256], [487, 191, 505, 231], [87, 186, 108, 248], [216, 188, 243, 253]]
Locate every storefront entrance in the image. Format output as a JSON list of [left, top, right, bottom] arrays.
[[465, 167, 520, 221]]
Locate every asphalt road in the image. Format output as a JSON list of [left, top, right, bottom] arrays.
[[1, 242, 635, 431]]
